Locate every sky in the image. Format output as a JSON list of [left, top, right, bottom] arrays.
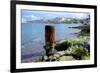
[[21, 9, 89, 23]]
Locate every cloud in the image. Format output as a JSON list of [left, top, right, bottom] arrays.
[[36, 11, 89, 19], [22, 10, 89, 20], [23, 15, 39, 21], [70, 13, 89, 19], [22, 18, 27, 23], [22, 15, 39, 23]]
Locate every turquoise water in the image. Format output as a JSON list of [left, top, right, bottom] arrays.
[[21, 22, 81, 59]]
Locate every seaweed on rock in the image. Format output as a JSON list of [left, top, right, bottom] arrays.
[[54, 36, 90, 60]]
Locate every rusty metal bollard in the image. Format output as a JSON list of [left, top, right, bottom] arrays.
[[44, 25, 55, 57]]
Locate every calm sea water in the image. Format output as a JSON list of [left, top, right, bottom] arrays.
[[21, 22, 81, 59]]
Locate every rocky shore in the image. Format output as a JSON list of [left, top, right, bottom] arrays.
[[22, 36, 90, 63]]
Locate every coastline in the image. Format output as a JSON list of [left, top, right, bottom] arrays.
[[21, 36, 90, 63]]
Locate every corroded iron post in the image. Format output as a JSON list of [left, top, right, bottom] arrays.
[[44, 25, 55, 57]]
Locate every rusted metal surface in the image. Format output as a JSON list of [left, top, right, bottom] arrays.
[[44, 25, 55, 56], [45, 25, 55, 48]]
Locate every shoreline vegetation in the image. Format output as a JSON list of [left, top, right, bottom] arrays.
[[69, 23, 90, 36], [22, 16, 90, 63], [22, 36, 90, 63], [27, 17, 80, 24]]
